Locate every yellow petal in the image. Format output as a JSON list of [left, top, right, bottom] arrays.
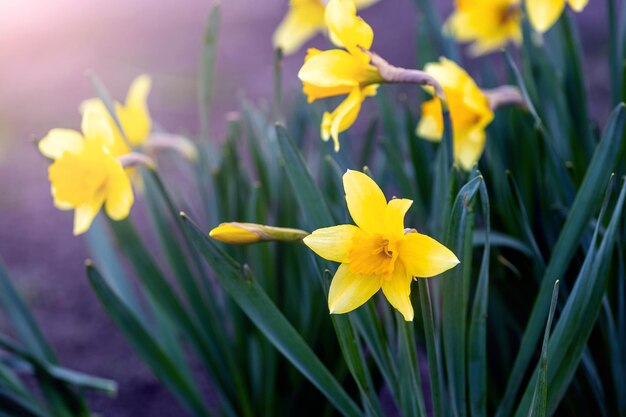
[[117, 75, 152, 146], [343, 169, 388, 234], [210, 224, 261, 244], [381, 261, 414, 321], [273, 0, 326, 55], [303, 224, 363, 263], [526, 0, 566, 33], [38, 129, 84, 160], [417, 98, 444, 142], [81, 99, 131, 157], [399, 232, 459, 277], [325, 0, 373, 61], [567, 0, 588, 11], [73, 194, 104, 235], [298, 49, 380, 91], [321, 87, 361, 151], [455, 128, 486, 171], [104, 161, 134, 220], [384, 198, 412, 239], [328, 263, 381, 314], [81, 107, 115, 148], [353, 0, 379, 8]]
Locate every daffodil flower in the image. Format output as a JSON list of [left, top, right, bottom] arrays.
[[417, 58, 494, 171], [526, 0, 588, 33], [273, 0, 379, 55], [38, 109, 134, 235], [445, 0, 522, 56], [304, 170, 459, 321], [298, 0, 383, 151], [81, 75, 152, 156]]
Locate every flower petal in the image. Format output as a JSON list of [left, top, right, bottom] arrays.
[[328, 263, 381, 314], [321, 87, 365, 151], [325, 0, 373, 61], [399, 232, 459, 277], [298, 49, 378, 89], [384, 198, 412, 239], [381, 260, 414, 321], [353, 0, 379, 8], [527, 0, 566, 33], [416, 98, 444, 142], [118, 75, 152, 146], [73, 193, 104, 235], [455, 128, 486, 171], [567, 0, 588, 12], [273, 0, 326, 55], [343, 169, 388, 234], [303, 224, 363, 263], [38, 129, 84, 160], [81, 107, 115, 148], [104, 161, 134, 220]]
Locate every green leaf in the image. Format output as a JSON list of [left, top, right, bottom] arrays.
[[496, 103, 626, 417], [516, 177, 626, 416], [86, 263, 212, 417], [527, 281, 560, 417], [468, 177, 491, 417], [198, 3, 220, 141], [180, 214, 363, 417], [441, 174, 482, 417], [0, 261, 56, 363]]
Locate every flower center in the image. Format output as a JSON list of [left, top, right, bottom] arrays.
[[348, 233, 398, 276]]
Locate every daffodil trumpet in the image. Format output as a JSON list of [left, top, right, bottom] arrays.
[[210, 223, 310, 245]]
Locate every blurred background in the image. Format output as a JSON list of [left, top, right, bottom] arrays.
[[0, 0, 610, 415]]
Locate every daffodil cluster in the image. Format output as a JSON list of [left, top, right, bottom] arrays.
[[39, 76, 152, 235]]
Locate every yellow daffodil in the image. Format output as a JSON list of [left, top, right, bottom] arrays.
[[445, 0, 522, 55], [526, 0, 588, 33], [273, 0, 379, 55], [298, 0, 383, 151], [81, 75, 152, 156], [417, 58, 494, 171], [38, 109, 134, 235], [304, 170, 459, 321]]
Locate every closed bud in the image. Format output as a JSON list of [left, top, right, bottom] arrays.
[[209, 222, 309, 245]]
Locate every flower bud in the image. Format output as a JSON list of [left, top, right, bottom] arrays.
[[209, 222, 309, 245]]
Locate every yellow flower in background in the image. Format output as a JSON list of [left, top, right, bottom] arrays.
[[39, 109, 134, 235], [445, 0, 522, 55], [417, 58, 494, 171], [526, 0, 589, 33], [304, 170, 459, 320], [273, 0, 379, 55], [298, 0, 383, 151], [81, 75, 152, 156]]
